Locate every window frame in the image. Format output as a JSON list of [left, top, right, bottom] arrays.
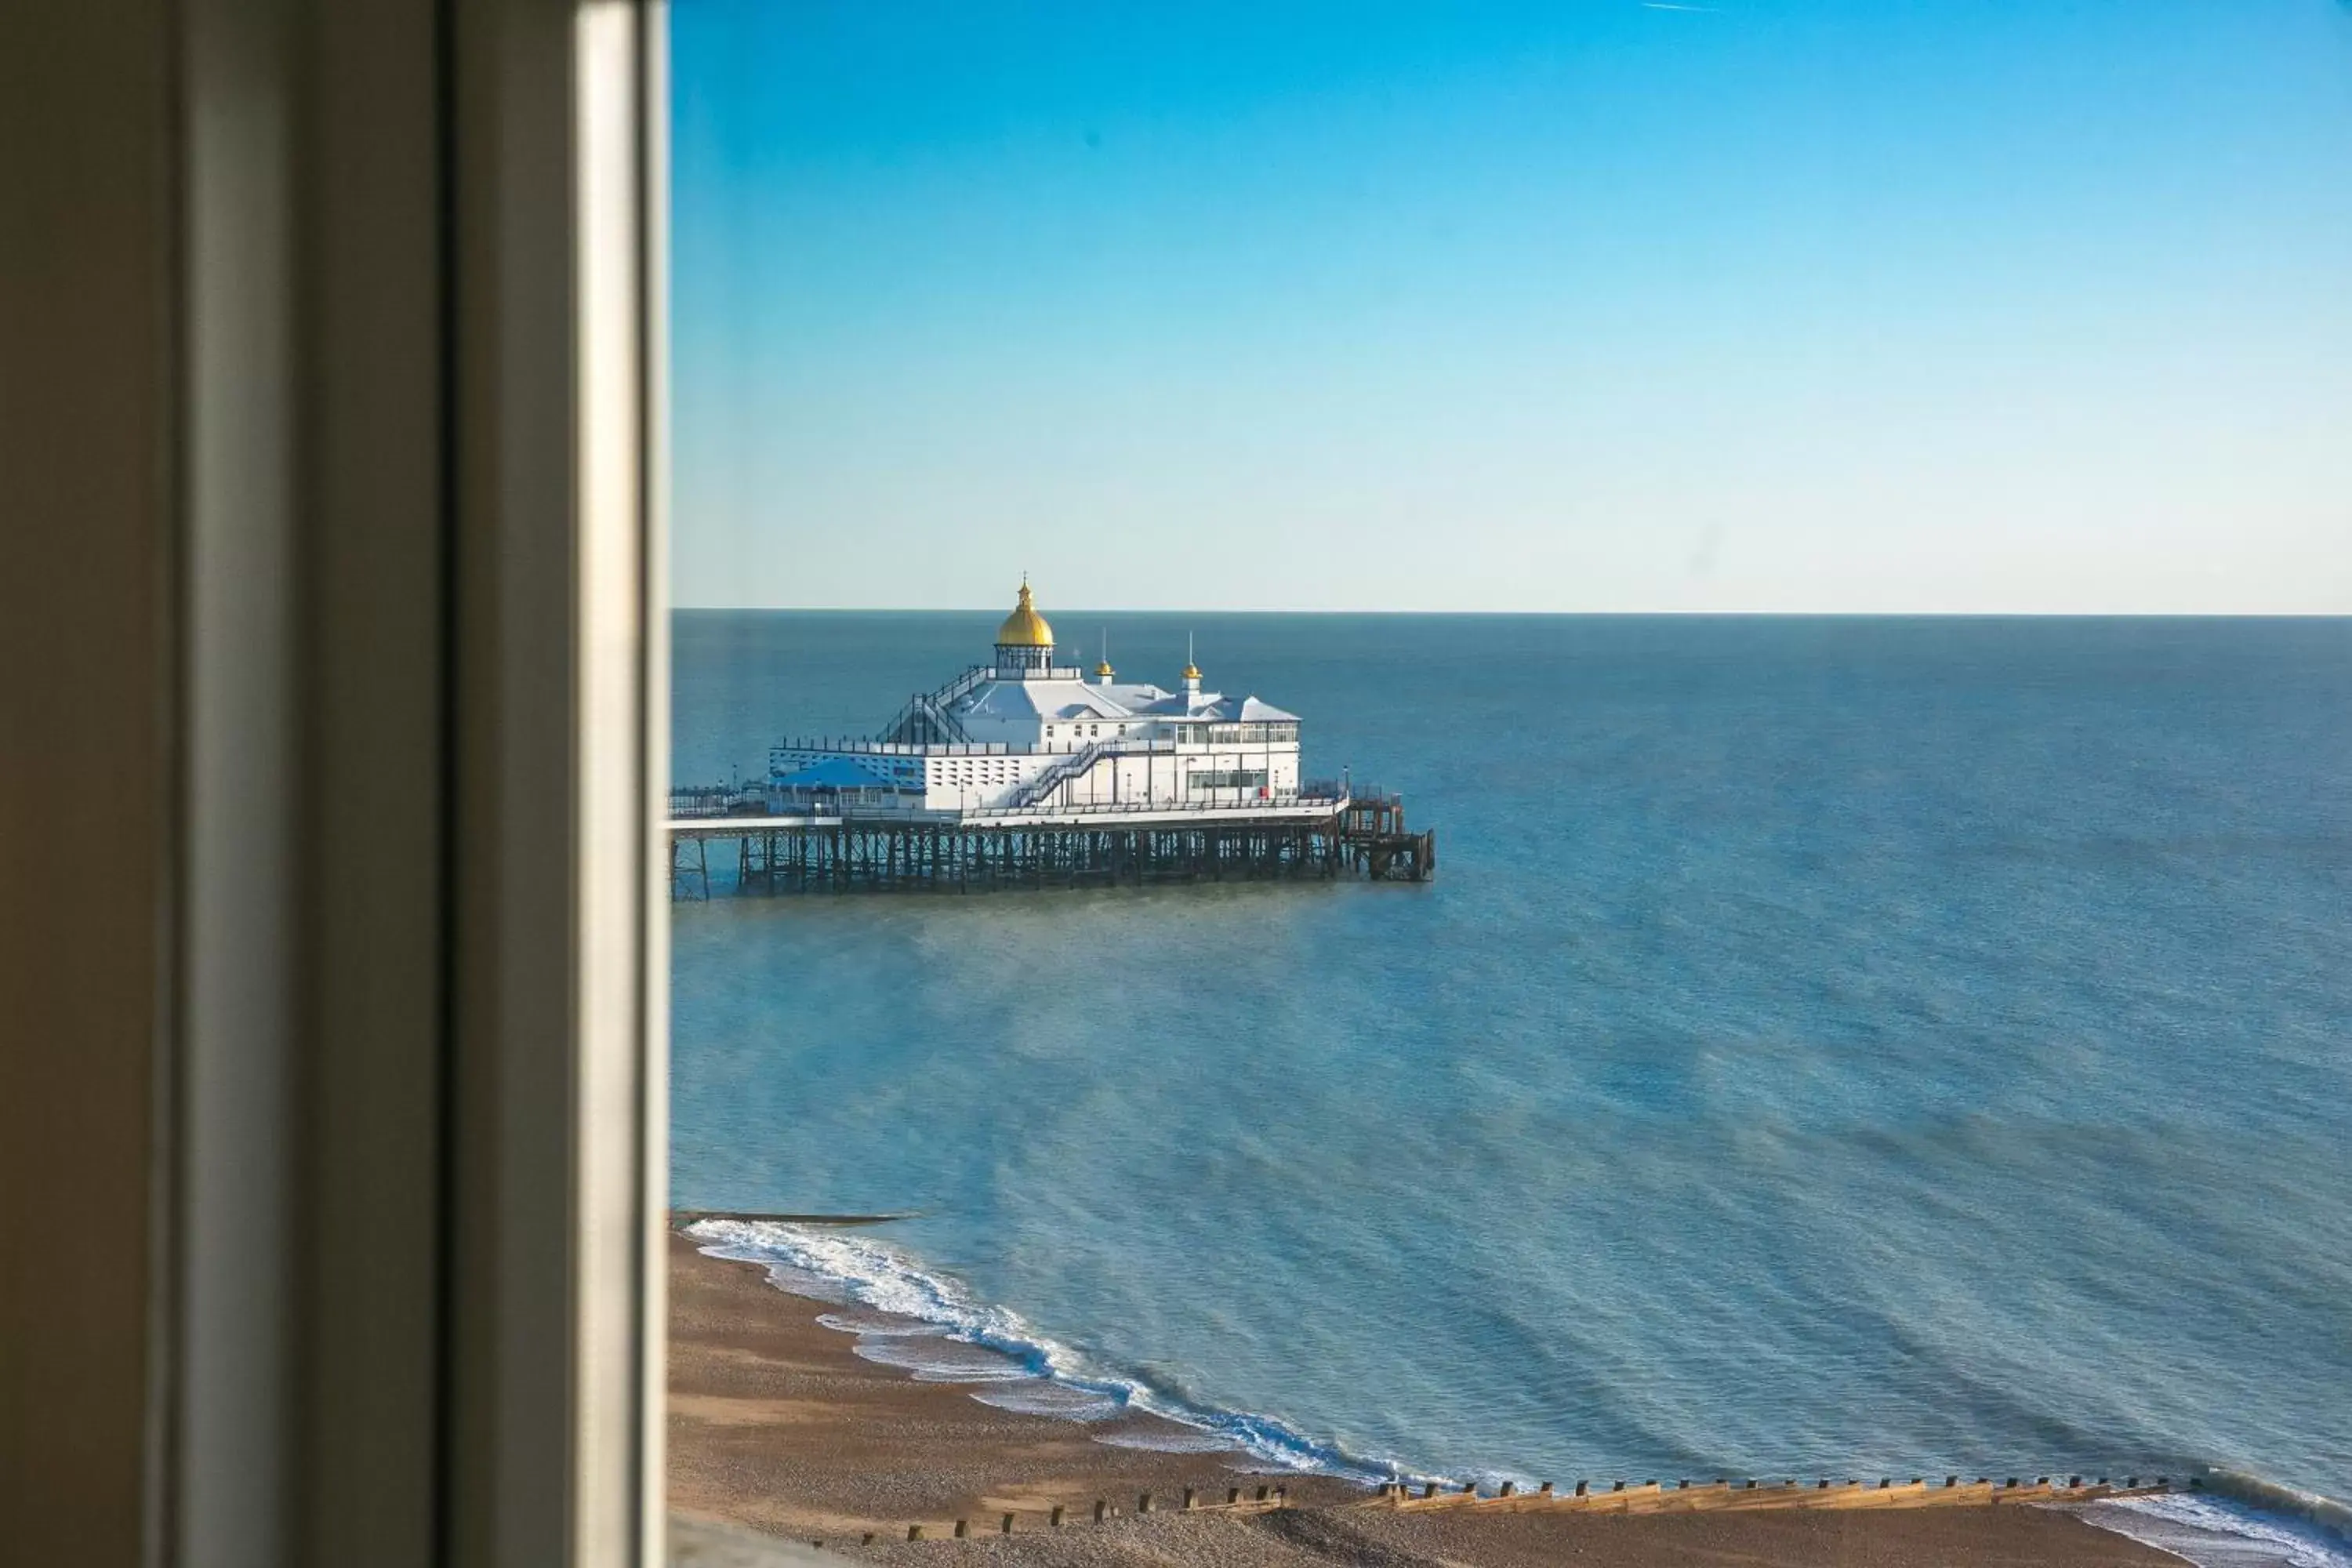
[[3, 2, 687, 1564]]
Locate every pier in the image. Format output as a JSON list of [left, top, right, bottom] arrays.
[[666, 788, 1434, 899], [670, 582, 1437, 898]]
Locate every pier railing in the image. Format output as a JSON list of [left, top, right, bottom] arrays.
[[1305, 780, 1399, 806], [770, 737, 1014, 760], [669, 785, 769, 818], [966, 789, 1343, 821], [929, 662, 993, 708]]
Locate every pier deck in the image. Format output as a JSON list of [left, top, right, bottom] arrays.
[[666, 794, 1433, 898]]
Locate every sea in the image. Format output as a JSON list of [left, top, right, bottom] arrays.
[[670, 612, 2352, 1564]]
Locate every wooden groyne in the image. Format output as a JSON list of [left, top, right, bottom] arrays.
[[797, 1472, 2186, 1551], [667, 793, 1433, 899], [1360, 1472, 2180, 1515], [804, 1486, 1294, 1552]]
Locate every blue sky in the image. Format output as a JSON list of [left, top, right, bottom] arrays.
[[670, 2, 2352, 612]]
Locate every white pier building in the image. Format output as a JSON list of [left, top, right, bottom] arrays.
[[766, 582, 1318, 822]]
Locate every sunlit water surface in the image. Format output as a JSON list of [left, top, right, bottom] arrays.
[[672, 613, 2351, 1526]]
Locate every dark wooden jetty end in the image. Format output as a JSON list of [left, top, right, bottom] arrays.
[[666, 787, 1435, 898]]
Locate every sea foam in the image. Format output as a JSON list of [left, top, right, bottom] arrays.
[[2081, 1494, 2352, 1568], [690, 1218, 1409, 1484]]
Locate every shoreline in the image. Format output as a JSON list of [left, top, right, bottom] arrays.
[[667, 1229, 2190, 1565]]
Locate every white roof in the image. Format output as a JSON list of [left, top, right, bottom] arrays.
[[952, 677, 1296, 725], [956, 680, 1129, 722]]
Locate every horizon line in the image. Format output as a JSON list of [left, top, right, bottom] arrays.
[[672, 605, 2352, 619]]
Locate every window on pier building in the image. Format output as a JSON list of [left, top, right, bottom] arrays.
[[1189, 770, 1271, 794]]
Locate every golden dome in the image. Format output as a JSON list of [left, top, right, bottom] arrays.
[[1181, 662, 1202, 681], [1095, 660, 1116, 679], [995, 580, 1055, 648]]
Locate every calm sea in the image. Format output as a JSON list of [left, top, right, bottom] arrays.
[[670, 612, 2352, 1540]]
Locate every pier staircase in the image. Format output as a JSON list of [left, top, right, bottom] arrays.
[[882, 664, 989, 746], [1001, 739, 1119, 810]]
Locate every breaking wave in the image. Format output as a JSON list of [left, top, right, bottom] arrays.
[[2083, 1488, 2352, 1568], [689, 1218, 1410, 1483]]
